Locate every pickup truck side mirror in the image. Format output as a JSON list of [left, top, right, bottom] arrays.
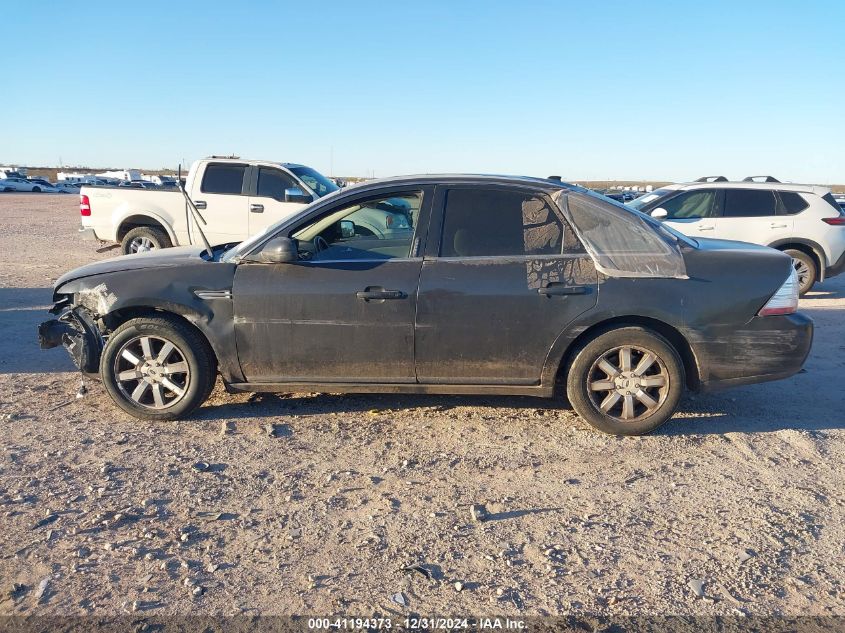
[[285, 187, 313, 204], [257, 236, 298, 264], [650, 208, 668, 220]]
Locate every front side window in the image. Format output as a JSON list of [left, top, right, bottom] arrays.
[[292, 192, 421, 261], [723, 189, 777, 217], [257, 168, 296, 200], [440, 188, 576, 257], [201, 163, 246, 195], [289, 166, 339, 198], [660, 190, 718, 219]]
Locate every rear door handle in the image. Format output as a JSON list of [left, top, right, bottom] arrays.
[[697, 225, 715, 231], [194, 200, 207, 210], [770, 222, 787, 228], [538, 284, 589, 296], [250, 204, 264, 213], [356, 289, 406, 301]]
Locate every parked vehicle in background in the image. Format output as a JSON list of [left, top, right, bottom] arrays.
[[0, 176, 59, 192], [40, 175, 812, 435], [28, 178, 56, 189], [79, 157, 339, 255], [117, 180, 160, 189], [834, 194, 845, 212], [55, 182, 82, 194], [629, 177, 845, 295]]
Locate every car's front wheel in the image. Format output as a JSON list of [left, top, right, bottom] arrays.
[[100, 316, 217, 420], [783, 249, 816, 296], [566, 326, 684, 435]]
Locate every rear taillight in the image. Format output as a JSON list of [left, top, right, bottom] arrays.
[[822, 216, 845, 226], [758, 267, 799, 316], [80, 194, 91, 216]]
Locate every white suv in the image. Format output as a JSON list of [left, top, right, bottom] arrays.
[[629, 177, 845, 295]]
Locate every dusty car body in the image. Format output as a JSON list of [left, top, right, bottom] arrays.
[[39, 175, 813, 435]]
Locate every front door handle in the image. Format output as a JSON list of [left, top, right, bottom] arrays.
[[538, 284, 589, 296], [697, 225, 715, 231], [356, 289, 406, 301], [250, 204, 264, 213], [194, 200, 207, 210]]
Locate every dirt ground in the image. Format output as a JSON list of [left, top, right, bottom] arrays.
[[0, 193, 843, 619]]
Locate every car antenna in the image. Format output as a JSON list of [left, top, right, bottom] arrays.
[[176, 163, 213, 257]]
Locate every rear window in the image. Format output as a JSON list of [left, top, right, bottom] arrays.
[[201, 163, 246, 195], [778, 191, 809, 215], [722, 189, 777, 218]]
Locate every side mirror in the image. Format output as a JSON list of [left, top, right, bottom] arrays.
[[339, 220, 355, 238], [651, 208, 668, 220], [284, 187, 313, 204], [257, 236, 297, 264]]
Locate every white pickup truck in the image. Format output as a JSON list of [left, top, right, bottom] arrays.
[[79, 157, 339, 254]]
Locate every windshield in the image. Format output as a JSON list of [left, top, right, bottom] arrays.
[[626, 188, 674, 211], [290, 166, 339, 198]]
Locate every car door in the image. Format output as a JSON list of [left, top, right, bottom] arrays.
[[415, 185, 598, 385], [232, 186, 433, 383], [653, 189, 720, 237], [247, 166, 310, 236], [191, 162, 250, 246], [714, 188, 794, 245]]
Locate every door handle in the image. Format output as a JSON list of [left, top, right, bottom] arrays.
[[194, 200, 207, 210], [250, 204, 264, 213], [356, 289, 406, 301], [697, 225, 715, 231], [538, 284, 589, 296], [770, 222, 787, 228]]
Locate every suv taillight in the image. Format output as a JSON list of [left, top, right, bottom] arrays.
[[80, 194, 91, 216], [758, 267, 799, 316], [822, 216, 845, 226]]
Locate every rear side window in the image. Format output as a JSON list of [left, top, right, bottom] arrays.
[[822, 193, 844, 213], [440, 188, 577, 257], [257, 168, 296, 200], [777, 191, 809, 215], [201, 163, 246, 195], [722, 189, 777, 217]]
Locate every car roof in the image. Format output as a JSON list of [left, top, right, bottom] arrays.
[[655, 181, 830, 195], [341, 173, 573, 192]]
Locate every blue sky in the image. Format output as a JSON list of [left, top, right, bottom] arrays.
[[3, 0, 843, 182]]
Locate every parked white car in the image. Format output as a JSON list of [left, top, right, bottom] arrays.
[[0, 177, 59, 192], [80, 157, 340, 254], [629, 177, 845, 295], [55, 182, 82, 194]]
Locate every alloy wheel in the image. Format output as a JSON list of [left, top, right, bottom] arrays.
[[792, 257, 811, 290], [587, 345, 669, 422], [113, 335, 190, 409], [129, 236, 156, 253]]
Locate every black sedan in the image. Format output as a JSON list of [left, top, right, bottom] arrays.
[[39, 175, 812, 435]]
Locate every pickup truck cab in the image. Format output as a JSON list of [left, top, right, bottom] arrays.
[[79, 157, 339, 254]]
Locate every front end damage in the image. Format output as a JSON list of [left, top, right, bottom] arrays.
[[38, 297, 104, 375]]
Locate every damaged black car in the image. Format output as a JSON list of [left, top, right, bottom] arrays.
[[39, 175, 813, 435]]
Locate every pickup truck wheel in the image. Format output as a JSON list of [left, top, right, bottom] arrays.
[[783, 249, 816, 296], [565, 327, 684, 436], [121, 226, 172, 255], [101, 316, 217, 421]]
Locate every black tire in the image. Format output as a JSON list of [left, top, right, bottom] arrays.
[[565, 326, 685, 436], [100, 316, 217, 420], [783, 249, 816, 296], [120, 226, 172, 255], [32, 186, 41, 193]]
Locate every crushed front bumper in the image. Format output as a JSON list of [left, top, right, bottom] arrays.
[[38, 308, 103, 374]]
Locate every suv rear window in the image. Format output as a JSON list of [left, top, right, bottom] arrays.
[[723, 189, 777, 217], [201, 163, 246, 195], [777, 191, 809, 215]]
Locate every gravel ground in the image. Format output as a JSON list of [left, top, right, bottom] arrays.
[[0, 193, 843, 618]]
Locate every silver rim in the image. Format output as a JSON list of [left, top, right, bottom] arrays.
[[114, 335, 190, 410], [129, 236, 156, 253], [587, 345, 669, 422], [792, 257, 811, 290]]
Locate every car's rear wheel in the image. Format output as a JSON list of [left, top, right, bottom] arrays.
[[101, 316, 217, 420], [566, 326, 684, 435], [783, 249, 815, 296], [121, 226, 172, 255]]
